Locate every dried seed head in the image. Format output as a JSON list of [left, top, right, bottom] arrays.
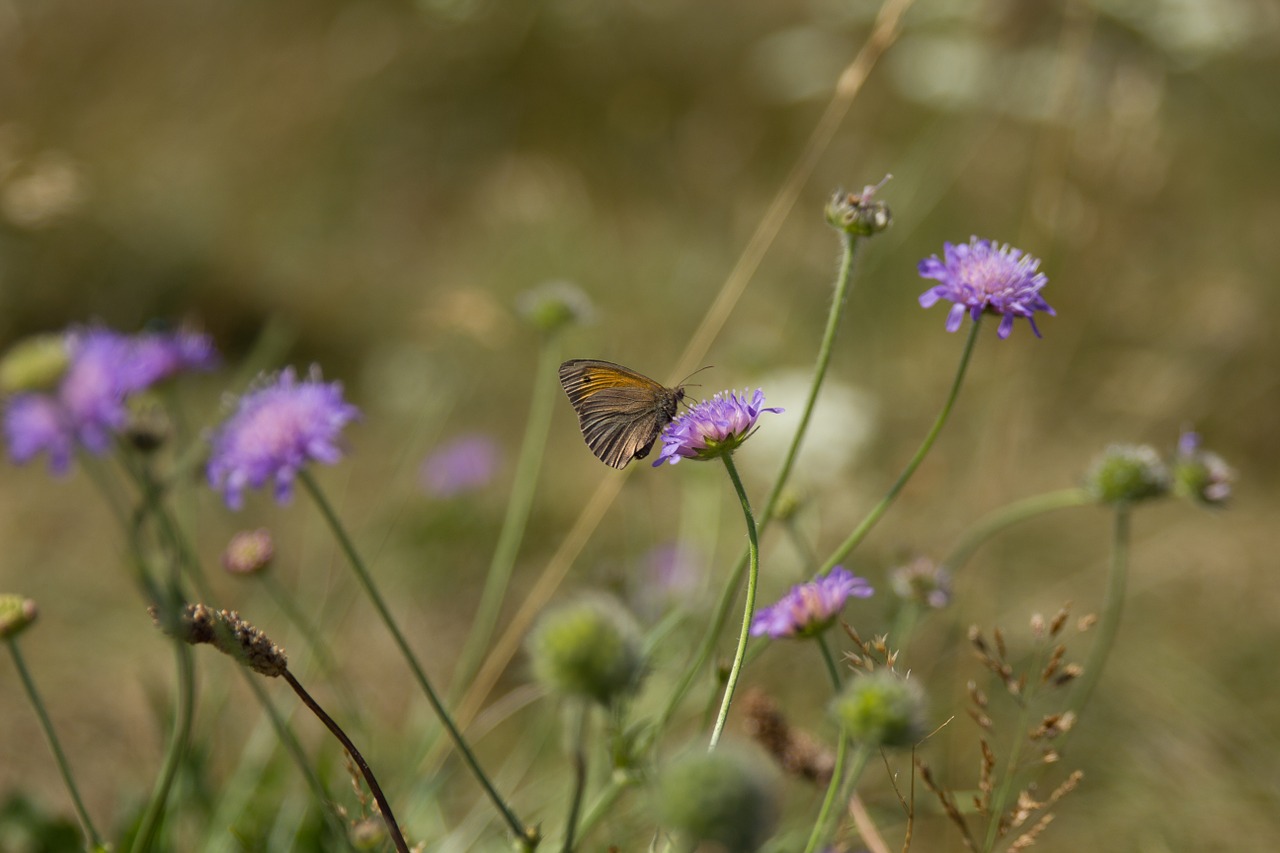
[[151, 603, 288, 677], [1054, 663, 1084, 686], [1049, 605, 1071, 637], [742, 689, 835, 785], [1030, 612, 1046, 638], [1078, 614, 1098, 632]]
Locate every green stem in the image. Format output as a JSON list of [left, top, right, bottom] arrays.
[[658, 232, 863, 734], [761, 230, 863, 526], [453, 336, 560, 698], [817, 633, 843, 692], [943, 487, 1093, 573], [708, 454, 760, 751], [131, 641, 197, 853], [817, 316, 983, 575], [573, 771, 635, 844], [1071, 506, 1131, 716], [804, 741, 871, 853], [560, 701, 590, 853], [298, 471, 536, 847], [6, 640, 106, 851]]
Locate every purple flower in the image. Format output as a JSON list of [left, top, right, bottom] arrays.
[[918, 237, 1054, 339], [653, 389, 783, 466], [749, 566, 873, 640], [127, 328, 220, 389], [3, 394, 75, 473], [419, 434, 501, 498], [206, 367, 360, 510], [3, 325, 219, 473]]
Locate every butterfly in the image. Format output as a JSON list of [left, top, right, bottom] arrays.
[[558, 359, 685, 469]]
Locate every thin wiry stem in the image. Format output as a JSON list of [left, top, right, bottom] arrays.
[[453, 335, 560, 697], [817, 315, 983, 575], [299, 471, 537, 848], [6, 639, 106, 851], [708, 453, 760, 751], [283, 670, 411, 853]]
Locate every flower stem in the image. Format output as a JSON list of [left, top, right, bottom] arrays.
[[708, 453, 760, 751], [762, 230, 863, 525], [804, 741, 872, 853], [298, 470, 536, 847], [573, 771, 636, 843], [1071, 506, 1132, 716], [6, 639, 106, 851], [130, 640, 196, 853], [943, 487, 1093, 573], [283, 670, 411, 853], [658, 232, 863, 735], [817, 315, 983, 575], [817, 632, 843, 691], [560, 700, 590, 853], [453, 335, 560, 699]]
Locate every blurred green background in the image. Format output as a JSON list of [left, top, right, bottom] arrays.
[[2, 0, 1279, 849]]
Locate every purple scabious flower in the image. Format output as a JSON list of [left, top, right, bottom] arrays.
[[653, 389, 783, 466], [3, 325, 220, 473], [749, 566, 873, 640], [127, 328, 220, 389], [1173, 430, 1235, 506], [918, 237, 1054, 339], [3, 394, 76, 473], [206, 367, 360, 510], [419, 434, 501, 498]]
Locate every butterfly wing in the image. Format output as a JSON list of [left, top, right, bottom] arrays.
[[559, 359, 681, 468]]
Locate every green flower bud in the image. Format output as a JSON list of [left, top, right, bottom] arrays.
[[655, 746, 778, 853], [832, 670, 926, 749], [527, 596, 643, 705], [1172, 431, 1234, 507], [1085, 444, 1170, 506], [825, 178, 892, 237], [222, 529, 276, 576], [0, 334, 69, 394], [0, 595, 39, 640], [516, 281, 595, 336]]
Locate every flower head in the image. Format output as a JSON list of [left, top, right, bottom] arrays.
[[655, 746, 778, 853], [832, 670, 927, 749], [206, 367, 360, 510], [223, 528, 276, 575], [653, 389, 782, 466], [918, 237, 1054, 339], [419, 434, 501, 498], [0, 595, 39, 640], [890, 557, 951, 610], [750, 566, 873, 640], [1172, 430, 1234, 506], [527, 596, 645, 706], [2, 325, 218, 473], [1085, 443, 1170, 506]]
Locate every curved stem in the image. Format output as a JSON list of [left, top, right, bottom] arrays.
[[1071, 506, 1132, 716], [658, 233, 863, 735], [761, 230, 863, 525], [131, 640, 196, 853], [708, 454, 760, 751], [6, 640, 106, 851], [283, 670, 410, 853], [453, 336, 560, 698], [299, 471, 535, 847], [817, 316, 983, 575], [573, 771, 635, 844], [560, 701, 590, 853], [943, 487, 1093, 573]]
